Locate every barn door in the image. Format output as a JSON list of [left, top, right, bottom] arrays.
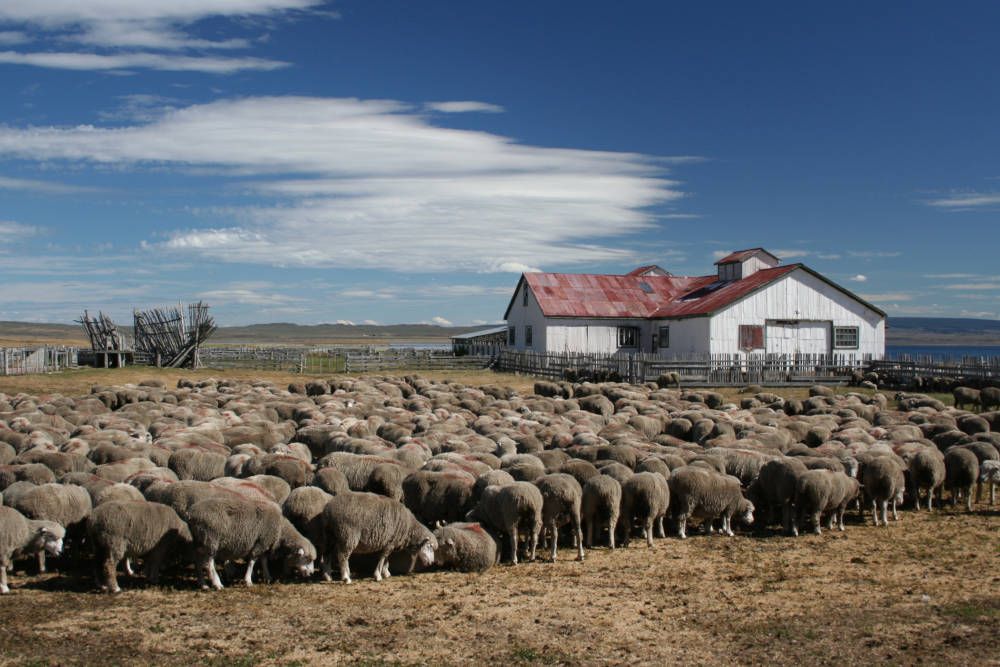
[[766, 321, 831, 355]]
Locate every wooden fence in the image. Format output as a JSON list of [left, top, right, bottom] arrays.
[[0, 346, 79, 376], [869, 356, 1000, 386], [494, 350, 877, 386], [197, 346, 493, 374]]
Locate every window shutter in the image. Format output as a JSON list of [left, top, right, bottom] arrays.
[[739, 325, 764, 350]]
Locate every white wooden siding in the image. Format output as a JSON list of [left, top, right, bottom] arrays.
[[765, 321, 831, 355], [505, 281, 548, 351], [652, 317, 711, 355], [545, 319, 649, 354], [708, 269, 884, 357]]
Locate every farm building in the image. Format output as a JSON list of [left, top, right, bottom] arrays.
[[503, 248, 886, 358]]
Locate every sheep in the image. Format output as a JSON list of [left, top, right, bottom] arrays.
[[581, 475, 621, 549], [656, 372, 681, 389], [559, 458, 600, 487], [187, 496, 314, 590], [0, 463, 56, 490], [313, 467, 350, 495], [87, 500, 192, 594], [981, 387, 1000, 412], [167, 448, 227, 482], [746, 457, 808, 536], [794, 469, 855, 534], [534, 473, 585, 561], [978, 460, 1000, 504], [94, 483, 146, 505], [317, 453, 406, 501], [860, 456, 906, 526], [466, 481, 543, 565], [826, 472, 861, 531], [0, 506, 64, 594], [944, 447, 979, 511], [620, 472, 670, 547], [953, 387, 981, 412], [402, 470, 477, 526], [282, 486, 332, 576], [432, 522, 498, 573], [908, 448, 945, 511], [321, 490, 436, 583], [669, 467, 752, 539], [4, 482, 92, 572]]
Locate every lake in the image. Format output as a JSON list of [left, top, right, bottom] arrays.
[[885, 345, 1000, 359]]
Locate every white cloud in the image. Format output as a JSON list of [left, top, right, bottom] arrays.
[[849, 274, 867, 282], [489, 262, 543, 274], [430, 316, 453, 326], [848, 250, 901, 258], [0, 221, 41, 243], [0, 0, 320, 73], [197, 287, 300, 306], [361, 319, 379, 325], [425, 101, 504, 114], [335, 319, 355, 326], [816, 253, 841, 260], [859, 292, 913, 302], [0, 96, 683, 273], [925, 193, 1000, 209], [943, 282, 1000, 290], [0, 50, 287, 73], [958, 309, 1000, 319], [0, 175, 98, 194], [0, 30, 27, 45], [773, 248, 811, 259], [711, 250, 731, 260]]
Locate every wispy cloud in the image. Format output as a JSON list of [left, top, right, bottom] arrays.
[[925, 192, 1000, 209], [772, 248, 811, 259], [0, 175, 99, 194], [0, 96, 684, 273], [849, 274, 867, 282], [859, 292, 913, 302], [0, 1, 321, 73], [943, 282, 1000, 290], [0, 221, 41, 244], [429, 316, 453, 326], [0, 50, 288, 73], [425, 101, 504, 114], [847, 250, 901, 258]]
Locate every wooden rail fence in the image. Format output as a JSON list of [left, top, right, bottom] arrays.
[[0, 346, 79, 376]]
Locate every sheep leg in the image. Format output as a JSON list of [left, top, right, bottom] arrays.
[[927, 489, 934, 511], [837, 507, 846, 531], [871, 500, 880, 527], [574, 516, 585, 561], [335, 549, 352, 584], [966, 486, 974, 512], [644, 518, 654, 548], [373, 552, 389, 582], [812, 513, 822, 535], [319, 555, 333, 582], [37, 550, 46, 574], [608, 512, 618, 549], [144, 548, 166, 584], [381, 559, 392, 580], [258, 557, 272, 584], [549, 521, 558, 562], [783, 503, 797, 536], [880, 500, 889, 527], [678, 515, 688, 540], [206, 557, 224, 590], [991, 483, 996, 505], [657, 515, 666, 539], [585, 517, 594, 548], [529, 522, 540, 562], [243, 559, 256, 587], [102, 555, 121, 594], [0, 560, 9, 595], [509, 526, 519, 565], [891, 498, 899, 521]]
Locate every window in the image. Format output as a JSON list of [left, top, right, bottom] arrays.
[[523, 287, 529, 307], [508, 326, 516, 346], [525, 325, 533, 347], [739, 324, 764, 350], [833, 326, 859, 349], [658, 325, 670, 348], [618, 326, 639, 348]]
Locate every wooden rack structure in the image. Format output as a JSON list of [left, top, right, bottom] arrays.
[[133, 302, 216, 369], [77, 310, 130, 368]]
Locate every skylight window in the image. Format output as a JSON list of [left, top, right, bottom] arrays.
[[680, 281, 726, 301], [638, 281, 654, 294]]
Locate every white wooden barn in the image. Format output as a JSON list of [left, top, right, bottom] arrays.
[[503, 248, 886, 358]]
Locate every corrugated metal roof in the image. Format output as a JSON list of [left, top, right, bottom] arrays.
[[650, 265, 798, 317], [450, 325, 508, 340], [713, 247, 780, 265]]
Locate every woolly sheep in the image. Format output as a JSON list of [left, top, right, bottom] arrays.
[[581, 475, 621, 548], [953, 387, 981, 412], [282, 486, 332, 575], [432, 522, 498, 573], [534, 473, 585, 561], [167, 448, 227, 482], [313, 467, 350, 495], [981, 387, 1000, 412], [669, 467, 752, 539], [944, 447, 979, 512], [746, 457, 807, 536], [322, 490, 436, 583], [978, 460, 1000, 505], [466, 481, 543, 565], [187, 496, 314, 590], [4, 482, 91, 571], [87, 500, 191, 594], [621, 472, 670, 547], [908, 448, 945, 511], [860, 456, 906, 526], [402, 470, 477, 525], [0, 506, 64, 594]]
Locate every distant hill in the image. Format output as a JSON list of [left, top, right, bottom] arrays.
[[1, 317, 998, 347], [0, 320, 487, 347], [886, 317, 1000, 345]]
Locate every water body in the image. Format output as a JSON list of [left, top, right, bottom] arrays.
[[886, 345, 1000, 359]]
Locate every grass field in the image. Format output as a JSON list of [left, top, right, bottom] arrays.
[[0, 369, 996, 666]]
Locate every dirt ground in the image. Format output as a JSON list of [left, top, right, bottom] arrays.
[[0, 369, 995, 665]]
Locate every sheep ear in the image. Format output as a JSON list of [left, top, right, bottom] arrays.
[[297, 547, 305, 555], [445, 538, 455, 546]]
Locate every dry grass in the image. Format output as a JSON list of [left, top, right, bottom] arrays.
[[0, 370, 994, 665], [0, 510, 996, 666]]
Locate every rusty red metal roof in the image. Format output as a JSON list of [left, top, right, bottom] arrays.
[[625, 264, 671, 277], [713, 247, 780, 265], [504, 261, 886, 321]]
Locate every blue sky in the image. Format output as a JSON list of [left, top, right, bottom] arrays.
[[0, 1, 998, 326]]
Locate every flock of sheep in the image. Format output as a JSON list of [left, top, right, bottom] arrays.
[[1, 373, 998, 595]]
